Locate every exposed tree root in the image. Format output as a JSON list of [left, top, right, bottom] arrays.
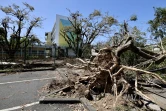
[[113, 77, 130, 107], [65, 37, 166, 108], [121, 65, 166, 84], [134, 74, 156, 104]]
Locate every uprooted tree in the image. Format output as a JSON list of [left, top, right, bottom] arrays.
[[66, 19, 166, 107], [0, 3, 43, 61], [60, 10, 117, 57]]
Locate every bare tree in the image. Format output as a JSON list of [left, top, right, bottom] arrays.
[[60, 10, 117, 57], [0, 3, 43, 61]]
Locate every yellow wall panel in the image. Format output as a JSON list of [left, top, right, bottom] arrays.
[[59, 21, 69, 47]]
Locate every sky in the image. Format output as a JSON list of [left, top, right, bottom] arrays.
[[0, 0, 166, 43]]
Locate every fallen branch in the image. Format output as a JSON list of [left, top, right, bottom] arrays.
[[121, 65, 166, 84], [134, 55, 166, 68], [76, 58, 87, 64], [66, 63, 86, 69]]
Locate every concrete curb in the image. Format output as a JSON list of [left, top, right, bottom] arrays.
[[0, 67, 55, 73], [39, 98, 80, 104], [39, 97, 96, 111]]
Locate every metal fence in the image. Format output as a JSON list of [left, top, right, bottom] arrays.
[[0, 45, 53, 61]]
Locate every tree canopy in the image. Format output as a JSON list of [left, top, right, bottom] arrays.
[[148, 7, 166, 39], [0, 2, 43, 60], [60, 10, 117, 57]]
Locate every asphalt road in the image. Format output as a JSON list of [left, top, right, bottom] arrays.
[[143, 86, 166, 110], [0, 70, 67, 111], [23, 103, 85, 111]]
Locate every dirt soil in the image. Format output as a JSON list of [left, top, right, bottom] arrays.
[[41, 59, 141, 111], [45, 67, 93, 98]]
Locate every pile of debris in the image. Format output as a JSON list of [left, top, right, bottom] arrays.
[[46, 36, 166, 110]]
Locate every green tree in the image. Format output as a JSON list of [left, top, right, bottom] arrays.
[[0, 3, 43, 61], [60, 10, 117, 57], [148, 7, 166, 53], [148, 7, 166, 39]]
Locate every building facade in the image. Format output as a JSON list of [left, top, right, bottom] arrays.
[[45, 14, 75, 57]]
